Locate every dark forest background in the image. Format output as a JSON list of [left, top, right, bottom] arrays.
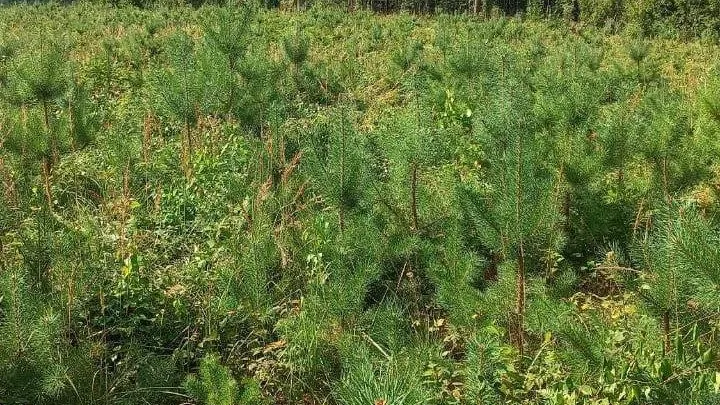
[[1, 0, 720, 40]]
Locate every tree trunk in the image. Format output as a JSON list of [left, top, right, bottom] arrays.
[[410, 161, 419, 232], [183, 119, 193, 179], [484, 251, 500, 281], [142, 113, 153, 166], [68, 95, 75, 150], [661, 157, 670, 204], [41, 157, 53, 208], [515, 241, 526, 358], [339, 123, 346, 233], [662, 310, 671, 355], [42, 99, 59, 164], [42, 99, 50, 130], [120, 163, 131, 258], [0, 235, 5, 274], [185, 119, 193, 157], [572, 0, 580, 22], [562, 191, 571, 233], [514, 131, 525, 359], [66, 269, 75, 340]]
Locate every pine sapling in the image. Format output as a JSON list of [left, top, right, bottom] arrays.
[[152, 32, 209, 179], [2, 42, 71, 208], [204, 6, 253, 118], [283, 28, 309, 78]]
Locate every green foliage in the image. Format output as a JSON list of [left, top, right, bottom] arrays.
[[6, 42, 67, 106], [151, 32, 209, 129], [1, 5, 720, 405], [628, 39, 649, 66], [185, 353, 267, 405], [0, 262, 87, 404], [283, 30, 310, 68], [391, 40, 423, 72], [203, 6, 254, 69], [335, 345, 432, 405]]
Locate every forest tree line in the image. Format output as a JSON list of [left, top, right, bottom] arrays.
[[1, 0, 719, 39]]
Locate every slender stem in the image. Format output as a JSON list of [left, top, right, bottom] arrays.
[[121, 162, 131, 257], [68, 92, 75, 150], [484, 251, 500, 281], [662, 157, 670, 204], [339, 119, 346, 232], [142, 113, 152, 165], [562, 191, 571, 233], [514, 134, 525, 360], [42, 99, 50, 130], [42, 99, 58, 164], [12, 275, 23, 356], [557, 163, 570, 233], [0, 235, 5, 274], [67, 268, 74, 339], [632, 198, 645, 241], [516, 241, 525, 359], [183, 118, 193, 179], [226, 57, 237, 120], [662, 310, 671, 355], [185, 119, 193, 157], [41, 156, 53, 208], [410, 161, 419, 233]]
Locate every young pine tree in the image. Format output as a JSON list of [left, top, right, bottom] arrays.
[[151, 32, 212, 178], [2, 42, 93, 208], [283, 28, 309, 78], [203, 6, 254, 118], [302, 106, 367, 232], [0, 264, 67, 403], [633, 204, 720, 355], [185, 353, 267, 405], [458, 65, 563, 359]]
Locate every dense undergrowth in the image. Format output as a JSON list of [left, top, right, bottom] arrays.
[[1, 3, 720, 404]]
